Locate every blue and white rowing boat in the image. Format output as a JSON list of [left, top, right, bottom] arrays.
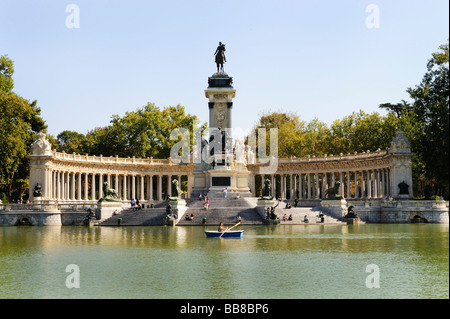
[[205, 230, 244, 238]]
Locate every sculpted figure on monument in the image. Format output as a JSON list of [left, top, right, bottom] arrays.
[[398, 180, 410, 195], [31, 132, 52, 156], [214, 42, 226, 72], [99, 182, 119, 201], [33, 183, 42, 197], [170, 179, 182, 200], [261, 179, 273, 199], [324, 182, 343, 200]]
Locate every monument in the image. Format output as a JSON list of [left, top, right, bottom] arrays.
[[191, 43, 253, 197], [97, 181, 122, 220], [166, 179, 187, 225], [321, 181, 347, 220]]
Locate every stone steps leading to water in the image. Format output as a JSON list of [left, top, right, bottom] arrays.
[[99, 197, 345, 226]]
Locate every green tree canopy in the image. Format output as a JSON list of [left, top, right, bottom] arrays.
[[56, 103, 206, 159], [0, 55, 47, 201]]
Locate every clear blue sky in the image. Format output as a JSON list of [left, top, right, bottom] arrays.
[[1, 0, 448, 138]]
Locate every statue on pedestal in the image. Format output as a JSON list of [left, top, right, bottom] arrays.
[[168, 179, 182, 201], [99, 182, 119, 202], [214, 42, 226, 72], [324, 182, 343, 200], [261, 179, 273, 200], [33, 183, 42, 197], [398, 181, 410, 195]]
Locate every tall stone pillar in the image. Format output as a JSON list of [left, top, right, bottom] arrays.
[[131, 175, 136, 200], [298, 174, 303, 200], [122, 174, 127, 200], [315, 173, 320, 199], [92, 173, 96, 200], [140, 175, 145, 201], [307, 173, 311, 199], [84, 173, 89, 200], [99, 173, 103, 199], [389, 130, 414, 199], [157, 175, 163, 201], [77, 172, 82, 200], [71, 172, 76, 200]]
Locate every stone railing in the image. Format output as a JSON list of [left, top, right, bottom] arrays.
[[51, 151, 176, 165], [254, 148, 389, 165]]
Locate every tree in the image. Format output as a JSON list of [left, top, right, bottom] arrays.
[[63, 103, 207, 159], [56, 130, 88, 154], [0, 55, 14, 93], [325, 111, 399, 155], [0, 55, 47, 201], [406, 42, 449, 198]]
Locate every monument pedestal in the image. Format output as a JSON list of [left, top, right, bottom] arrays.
[[165, 199, 187, 226], [346, 217, 359, 225], [256, 198, 280, 225], [97, 200, 122, 221], [320, 198, 347, 219]]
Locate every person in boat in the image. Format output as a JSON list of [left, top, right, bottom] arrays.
[[236, 215, 242, 224], [218, 221, 228, 232]]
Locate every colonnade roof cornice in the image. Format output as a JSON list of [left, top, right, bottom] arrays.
[[28, 151, 195, 174], [247, 149, 394, 174]]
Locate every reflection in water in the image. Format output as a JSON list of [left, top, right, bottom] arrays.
[[0, 224, 448, 299]]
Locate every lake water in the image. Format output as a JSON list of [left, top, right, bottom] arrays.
[[0, 224, 448, 299]]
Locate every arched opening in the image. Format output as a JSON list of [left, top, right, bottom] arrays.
[[15, 216, 33, 226], [411, 214, 428, 223]]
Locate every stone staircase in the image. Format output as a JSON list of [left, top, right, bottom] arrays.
[[277, 206, 345, 224], [99, 194, 345, 226], [99, 207, 167, 226], [177, 196, 264, 226]]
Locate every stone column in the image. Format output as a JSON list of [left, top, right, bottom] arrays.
[[293, 174, 297, 199], [92, 173, 96, 200], [354, 171, 359, 198], [307, 173, 311, 200], [115, 174, 119, 195], [56, 171, 61, 200], [157, 175, 162, 201], [122, 174, 127, 200], [84, 173, 89, 201], [373, 169, 378, 198], [187, 174, 193, 198], [298, 174, 303, 200], [272, 175, 276, 198], [99, 174, 103, 199], [140, 175, 145, 201], [339, 172, 344, 198], [131, 175, 135, 200], [347, 172, 351, 199], [367, 170, 372, 199], [167, 175, 172, 197], [61, 172, 65, 200], [147, 175, 153, 201], [260, 175, 264, 197], [77, 172, 82, 200], [315, 173, 320, 199], [71, 172, 76, 200]]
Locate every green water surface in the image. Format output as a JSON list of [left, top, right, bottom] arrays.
[[0, 224, 448, 299]]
